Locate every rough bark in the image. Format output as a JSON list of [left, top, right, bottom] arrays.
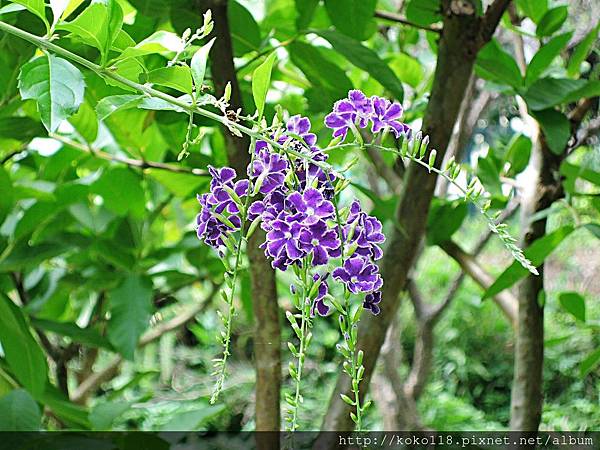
[[200, 0, 281, 436], [317, 1, 510, 439]]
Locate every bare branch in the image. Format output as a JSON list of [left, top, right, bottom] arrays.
[[481, 0, 513, 43], [375, 10, 442, 34]]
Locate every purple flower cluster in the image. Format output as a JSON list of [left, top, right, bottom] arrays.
[[325, 90, 410, 140], [197, 90, 392, 316], [196, 166, 248, 253]]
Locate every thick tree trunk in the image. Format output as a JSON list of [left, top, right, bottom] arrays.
[[201, 0, 282, 438], [317, 1, 510, 440]]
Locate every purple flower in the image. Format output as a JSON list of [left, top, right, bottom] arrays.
[[332, 255, 383, 294], [249, 150, 288, 194], [208, 165, 236, 190], [298, 220, 340, 265], [371, 96, 409, 138], [324, 90, 373, 139], [286, 115, 317, 147], [311, 273, 330, 317], [285, 188, 334, 225], [363, 291, 382, 315], [264, 217, 305, 270], [345, 200, 385, 260], [248, 189, 286, 231]]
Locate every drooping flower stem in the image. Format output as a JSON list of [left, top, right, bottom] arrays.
[[210, 139, 257, 404], [327, 173, 367, 430], [285, 258, 314, 431]]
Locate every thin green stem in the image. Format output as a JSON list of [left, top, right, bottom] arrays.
[[210, 138, 257, 404]]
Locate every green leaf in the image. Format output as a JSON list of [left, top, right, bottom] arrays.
[[289, 41, 353, 110], [36, 383, 90, 429], [484, 225, 575, 299], [146, 169, 207, 197], [524, 77, 587, 110], [13, 0, 48, 30], [228, 1, 261, 57], [96, 94, 144, 121], [426, 199, 468, 246], [536, 6, 568, 37], [477, 153, 503, 196], [531, 109, 570, 155], [525, 32, 571, 86], [580, 348, 600, 377], [560, 161, 600, 191], [0, 293, 48, 396], [558, 292, 585, 322], [405, 0, 441, 27], [315, 29, 404, 101], [389, 53, 425, 89], [69, 100, 98, 143], [584, 223, 600, 239], [160, 404, 225, 431], [567, 23, 599, 77], [148, 66, 193, 94], [0, 166, 14, 226], [295, 0, 319, 30], [0, 241, 68, 272], [18, 54, 85, 133], [475, 39, 523, 89], [92, 167, 146, 218], [107, 275, 153, 360], [31, 318, 112, 349], [504, 134, 532, 176], [516, 0, 547, 24], [117, 31, 184, 61], [324, 0, 376, 41], [252, 52, 276, 119], [58, 3, 107, 54], [0, 389, 41, 431], [89, 401, 132, 430], [190, 37, 215, 90], [0, 117, 46, 141]]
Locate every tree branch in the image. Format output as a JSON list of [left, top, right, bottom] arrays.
[[374, 10, 442, 34]]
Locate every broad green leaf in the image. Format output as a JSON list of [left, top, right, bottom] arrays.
[[504, 134, 532, 176], [228, 0, 261, 57], [0, 166, 14, 226], [532, 109, 570, 155], [147, 169, 207, 197], [60, 0, 84, 20], [324, 0, 376, 41], [252, 52, 276, 118], [104, 0, 124, 59], [96, 94, 144, 121], [0, 241, 68, 272], [315, 29, 404, 101], [148, 66, 193, 94], [0, 389, 41, 431], [160, 404, 225, 431], [0, 293, 48, 396], [90, 401, 132, 430], [475, 39, 523, 90], [36, 384, 91, 429], [525, 32, 571, 86], [107, 275, 153, 360], [580, 348, 600, 377], [117, 31, 184, 61], [484, 225, 575, 299], [524, 77, 586, 110], [405, 0, 441, 27], [18, 54, 85, 133], [68, 100, 98, 143], [389, 53, 425, 89], [561, 161, 600, 194], [92, 167, 146, 218], [477, 153, 503, 196], [31, 318, 112, 349], [558, 292, 585, 322], [536, 6, 568, 37], [516, 0, 547, 24], [289, 41, 353, 110], [585, 223, 600, 240], [0, 117, 45, 141], [13, 0, 48, 30], [190, 37, 215, 90], [561, 80, 600, 105], [567, 23, 600, 77], [426, 199, 468, 245], [295, 0, 319, 30], [58, 3, 108, 55]]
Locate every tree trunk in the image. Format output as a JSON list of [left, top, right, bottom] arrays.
[[201, 0, 282, 438], [317, 1, 510, 440]]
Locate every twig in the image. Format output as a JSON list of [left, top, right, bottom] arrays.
[[49, 133, 208, 176], [374, 10, 442, 34]]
